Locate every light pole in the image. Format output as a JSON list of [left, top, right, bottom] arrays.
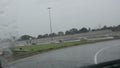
[[48, 7, 53, 41]]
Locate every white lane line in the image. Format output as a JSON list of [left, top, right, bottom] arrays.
[[94, 46, 114, 64]]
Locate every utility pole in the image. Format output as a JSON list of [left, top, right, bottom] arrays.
[[48, 7, 53, 41]]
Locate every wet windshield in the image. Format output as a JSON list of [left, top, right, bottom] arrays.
[[0, 0, 120, 68]]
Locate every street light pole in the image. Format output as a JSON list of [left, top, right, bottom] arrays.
[[48, 7, 53, 41]]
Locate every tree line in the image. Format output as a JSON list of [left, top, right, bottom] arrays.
[[19, 25, 120, 40]]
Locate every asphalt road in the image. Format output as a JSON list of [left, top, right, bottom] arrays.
[[5, 40, 120, 68]]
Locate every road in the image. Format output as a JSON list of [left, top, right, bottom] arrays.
[[5, 40, 120, 68]]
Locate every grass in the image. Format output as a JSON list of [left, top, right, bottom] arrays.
[[11, 38, 114, 59], [13, 40, 88, 56]]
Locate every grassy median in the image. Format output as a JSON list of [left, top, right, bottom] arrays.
[[11, 38, 114, 59], [13, 40, 88, 57]]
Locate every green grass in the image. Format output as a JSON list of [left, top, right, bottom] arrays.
[[12, 38, 114, 58], [13, 40, 88, 56]]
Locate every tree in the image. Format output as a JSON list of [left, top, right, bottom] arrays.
[[37, 34, 49, 39], [79, 27, 88, 33], [101, 25, 108, 30], [49, 33, 57, 37], [20, 35, 34, 40], [65, 28, 79, 35], [69, 28, 79, 34], [37, 35, 43, 39], [88, 27, 91, 32], [65, 30, 70, 35], [115, 25, 120, 31], [43, 34, 49, 38], [58, 31, 64, 36]]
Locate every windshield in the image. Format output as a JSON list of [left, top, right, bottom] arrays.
[[0, 0, 120, 68]]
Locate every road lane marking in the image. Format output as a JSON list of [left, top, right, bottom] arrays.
[[94, 47, 106, 64], [94, 45, 118, 64]]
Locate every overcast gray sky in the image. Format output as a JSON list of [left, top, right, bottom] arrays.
[[0, 0, 120, 37]]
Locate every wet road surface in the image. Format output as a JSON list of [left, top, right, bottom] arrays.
[[5, 40, 120, 68]]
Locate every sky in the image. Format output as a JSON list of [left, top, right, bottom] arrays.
[[0, 0, 120, 38]]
